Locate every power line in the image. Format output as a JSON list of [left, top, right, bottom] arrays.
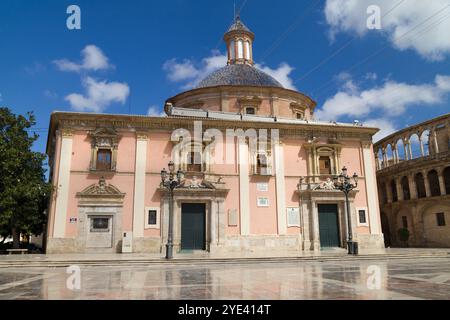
[[294, 0, 407, 84], [310, 3, 450, 97], [260, 0, 322, 62]]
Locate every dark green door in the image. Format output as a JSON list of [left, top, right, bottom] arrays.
[[181, 203, 206, 250], [318, 204, 340, 248]]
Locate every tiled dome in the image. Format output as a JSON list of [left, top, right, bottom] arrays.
[[196, 64, 284, 89]]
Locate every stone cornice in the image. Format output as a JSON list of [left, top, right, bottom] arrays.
[[376, 151, 450, 179], [46, 111, 378, 155], [165, 85, 317, 111]]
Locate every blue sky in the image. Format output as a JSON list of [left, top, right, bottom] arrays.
[[1, 0, 450, 156]]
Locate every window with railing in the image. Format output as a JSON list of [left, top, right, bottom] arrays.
[[96, 149, 112, 171], [187, 151, 202, 172], [319, 156, 332, 175]]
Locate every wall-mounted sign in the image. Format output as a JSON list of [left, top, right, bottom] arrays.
[[228, 209, 238, 226], [257, 183, 269, 192], [287, 208, 300, 227]]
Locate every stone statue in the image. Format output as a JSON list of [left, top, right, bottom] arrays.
[[98, 177, 107, 193], [315, 178, 335, 190]]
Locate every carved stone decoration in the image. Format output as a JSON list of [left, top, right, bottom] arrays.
[[314, 178, 336, 190], [76, 177, 125, 205], [88, 127, 121, 172]]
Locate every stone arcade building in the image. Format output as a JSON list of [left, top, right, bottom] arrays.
[[45, 17, 384, 255], [375, 113, 450, 248]]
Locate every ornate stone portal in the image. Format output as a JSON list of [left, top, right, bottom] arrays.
[[158, 175, 229, 254], [75, 178, 125, 253]]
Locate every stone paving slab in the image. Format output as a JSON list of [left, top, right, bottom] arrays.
[[0, 248, 448, 268], [1, 257, 450, 299]]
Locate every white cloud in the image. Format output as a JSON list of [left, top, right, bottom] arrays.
[[316, 74, 450, 121], [163, 51, 297, 90], [365, 72, 378, 80], [147, 105, 166, 117], [65, 77, 130, 112], [255, 63, 297, 90], [324, 0, 450, 61], [54, 45, 113, 72], [364, 118, 397, 142], [163, 51, 227, 89]]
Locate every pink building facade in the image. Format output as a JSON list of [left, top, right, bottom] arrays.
[[45, 17, 384, 255]]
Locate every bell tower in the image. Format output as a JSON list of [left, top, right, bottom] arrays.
[[224, 15, 255, 66]]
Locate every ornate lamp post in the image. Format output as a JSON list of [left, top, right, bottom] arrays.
[[333, 167, 359, 255], [160, 161, 184, 259]]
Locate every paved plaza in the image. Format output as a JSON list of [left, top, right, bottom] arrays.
[[0, 256, 449, 300]]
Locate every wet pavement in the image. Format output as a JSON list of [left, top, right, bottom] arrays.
[[0, 257, 449, 300]]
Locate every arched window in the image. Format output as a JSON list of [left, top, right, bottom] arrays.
[[244, 41, 251, 60], [391, 180, 398, 202], [444, 167, 450, 195], [428, 170, 441, 196], [230, 40, 235, 60], [237, 40, 244, 59], [401, 176, 410, 200], [415, 172, 426, 198]]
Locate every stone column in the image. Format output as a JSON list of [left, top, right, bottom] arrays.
[[408, 174, 418, 199], [386, 181, 393, 203], [422, 170, 431, 197], [270, 94, 279, 117], [238, 139, 250, 235], [362, 142, 382, 234], [210, 200, 218, 246], [53, 129, 73, 238], [375, 153, 380, 170], [432, 130, 439, 155], [300, 197, 311, 251], [161, 196, 169, 249], [133, 132, 148, 240], [220, 91, 229, 112], [173, 199, 181, 252], [438, 168, 447, 196], [310, 201, 320, 251], [217, 200, 226, 245], [419, 136, 425, 157], [273, 140, 287, 235], [408, 142, 413, 160], [395, 177, 404, 201], [392, 146, 398, 164], [382, 149, 388, 167], [403, 143, 409, 161]]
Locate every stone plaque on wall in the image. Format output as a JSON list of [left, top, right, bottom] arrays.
[[287, 207, 300, 227], [228, 209, 238, 226]]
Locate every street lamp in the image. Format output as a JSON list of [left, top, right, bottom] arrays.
[[160, 161, 184, 259], [333, 167, 359, 255]]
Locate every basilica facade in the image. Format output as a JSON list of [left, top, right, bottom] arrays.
[[45, 17, 384, 255]]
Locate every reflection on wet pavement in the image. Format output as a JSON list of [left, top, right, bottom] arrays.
[[0, 258, 449, 300]]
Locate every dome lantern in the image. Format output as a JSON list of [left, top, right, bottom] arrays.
[[224, 15, 255, 66]]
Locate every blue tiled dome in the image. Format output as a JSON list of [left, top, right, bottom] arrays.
[[196, 64, 284, 89]]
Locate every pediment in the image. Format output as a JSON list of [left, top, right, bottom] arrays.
[[76, 177, 125, 198]]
